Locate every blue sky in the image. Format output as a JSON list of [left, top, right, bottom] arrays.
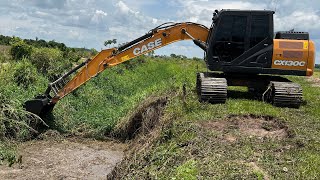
[[0, 0, 319, 62]]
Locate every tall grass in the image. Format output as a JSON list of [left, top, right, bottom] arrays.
[[1, 54, 205, 139], [53, 57, 205, 137]]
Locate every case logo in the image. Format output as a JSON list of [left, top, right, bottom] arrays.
[[133, 38, 162, 56], [274, 60, 306, 67]]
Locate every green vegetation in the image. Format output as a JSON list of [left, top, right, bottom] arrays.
[[0, 38, 202, 165], [0, 35, 66, 52], [314, 68, 320, 78], [104, 39, 117, 47], [0, 36, 320, 179], [30, 47, 72, 80], [10, 41, 32, 60], [53, 57, 200, 137], [112, 73, 320, 179], [0, 37, 97, 165]]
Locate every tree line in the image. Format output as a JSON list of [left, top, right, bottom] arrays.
[[0, 35, 67, 52]]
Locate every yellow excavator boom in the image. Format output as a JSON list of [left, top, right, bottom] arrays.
[[24, 22, 209, 116]]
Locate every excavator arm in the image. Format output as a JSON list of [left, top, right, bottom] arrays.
[[25, 22, 209, 117]]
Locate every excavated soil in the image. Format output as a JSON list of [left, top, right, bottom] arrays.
[[0, 138, 126, 180], [198, 115, 290, 140]]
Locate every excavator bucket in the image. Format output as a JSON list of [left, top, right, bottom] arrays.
[[24, 95, 55, 117]]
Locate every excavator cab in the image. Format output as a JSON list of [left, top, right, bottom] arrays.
[[196, 9, 314, 107], [205, 9, 313, 76], [206, 10, 274, 73]]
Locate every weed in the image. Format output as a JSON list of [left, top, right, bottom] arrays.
[[12, 59, 38, 88], [0, 142, 16, 166], [173, 159, 198, 180], [30, 47, 72, 80]]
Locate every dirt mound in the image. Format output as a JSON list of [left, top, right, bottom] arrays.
[[112, 96, 167, 140], [0, 138, 125, 180], [198, 115, 291, 140]]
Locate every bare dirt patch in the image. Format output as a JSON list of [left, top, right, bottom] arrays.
[[0, 138, 126, 180], [198, 115, 290, 140], [306, 77, 320, 87]]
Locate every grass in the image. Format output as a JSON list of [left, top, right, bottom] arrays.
[[313, 68, 320, 78], [52, 58, 203, 137], [1, 43, 320, 178], [113, 70, 320, 179]]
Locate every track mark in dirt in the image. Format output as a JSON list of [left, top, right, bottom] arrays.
[[0, 138, 126, 180], [198, 115, 290, 140]]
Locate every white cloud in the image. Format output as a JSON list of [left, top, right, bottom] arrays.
[[275, 11, 320, 32], [116, 1, 131, 14], [0, 0, 318, 63], [91, 10, 108, 25]]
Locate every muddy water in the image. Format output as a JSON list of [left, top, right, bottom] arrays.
[[0, 138, 125, 180]]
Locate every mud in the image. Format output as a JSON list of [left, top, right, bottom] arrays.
[[198, 115, 290, 140], [0, 138, 125, 180]]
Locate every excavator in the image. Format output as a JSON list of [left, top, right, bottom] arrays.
[[25, 10, 316, 118]]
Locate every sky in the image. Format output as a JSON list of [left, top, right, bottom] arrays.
[[0, 0, 319, 62]]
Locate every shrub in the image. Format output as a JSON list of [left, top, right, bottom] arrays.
[[123, 56, 147, 70], [0, 92, 44, 141], [10, 41, 32, 60], [30, 47, 72, 80], [0, 53, 5, 63], [12, 59, 38, 88]]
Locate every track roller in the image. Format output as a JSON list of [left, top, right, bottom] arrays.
[[196, 73, 227, 103]]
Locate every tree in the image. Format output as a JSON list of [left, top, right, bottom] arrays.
[[10, 40, 32, 60], [170, 53, 178, 58], [147, 50, 155, 57], [104, 39, 117, 48]]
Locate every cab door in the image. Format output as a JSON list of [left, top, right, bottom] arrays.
[[212, 14, 248, 63]]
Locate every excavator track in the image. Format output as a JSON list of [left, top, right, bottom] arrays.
[[196, 73, 227, 103], [268, 81, 303, 108]]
